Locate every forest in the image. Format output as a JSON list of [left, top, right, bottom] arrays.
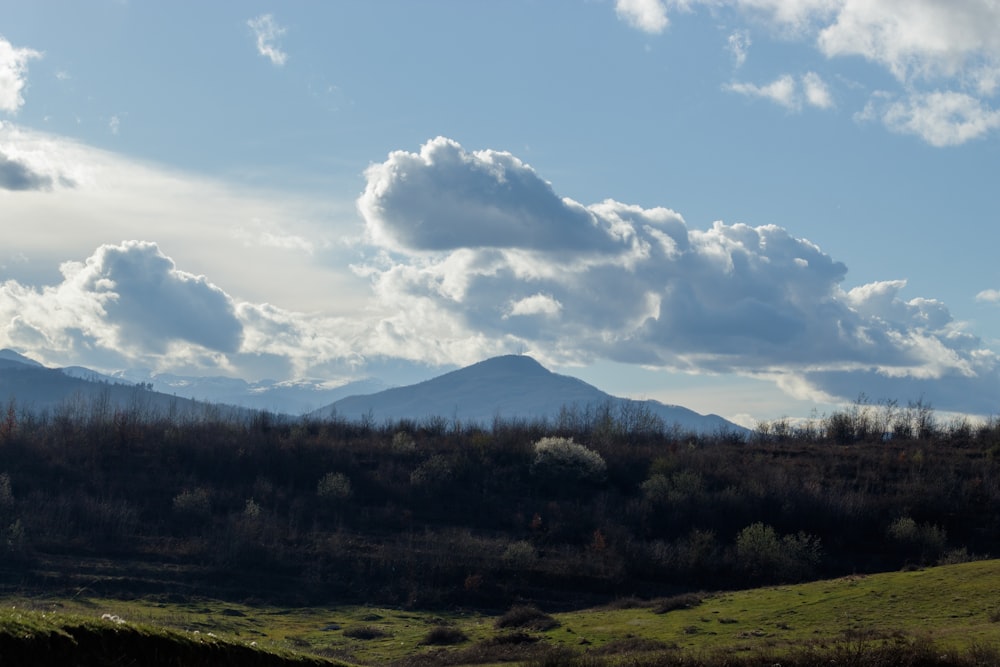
[[0, 393, 998, 610]]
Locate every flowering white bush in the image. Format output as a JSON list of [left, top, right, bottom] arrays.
[[530, 436, 606, 484]]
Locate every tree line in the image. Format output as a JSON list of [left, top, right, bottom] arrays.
[[0, 394, 998, 608]]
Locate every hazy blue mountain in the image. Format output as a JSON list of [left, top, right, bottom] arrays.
[[111, 370, 388, 415], [0, 348, 44, 369], [0, 352, 247, 420], [314, 355, 745, 434]]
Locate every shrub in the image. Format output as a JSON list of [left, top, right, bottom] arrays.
[[641, 470, 704, 507], [530, 437, 606, 485], [391, 431, 416, 453], [410, 454, 454, 490], [736, 522, 822, 583], [343, 625, 389, 640], [495, 605, 560, 631], [652, 592, 704, 614], [502, 540, 537, 568], [317, 472, 353, 500], [421, 625, 468, 646], [171, 488, 211, 520], [887, 515, 947, 563]]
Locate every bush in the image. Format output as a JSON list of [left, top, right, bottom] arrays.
[[410, 454, 454, 490], [317, 472, 353, 500], [343, 625, 389, 640], [530, 437, 606, 485], [172, 488, 211, 520], [502, 540, 537, 568], [887, 516, 948, 563], [495, 605, 560, 631], [736, 522, 822, 583], [421, 625, 468, 646], [653, 592, 704, 614]]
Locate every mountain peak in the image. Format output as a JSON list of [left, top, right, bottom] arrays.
[[0, 349, 44, 368], [458, 354, 550, 376], [316, 354, 746, 434]]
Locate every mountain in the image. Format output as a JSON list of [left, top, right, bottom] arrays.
[[0, 348, 44, 369], [314, 355, 745, 434], [0, 350, 385, 417], [0, 351, 247, 420], [109, 370, 388, 415]]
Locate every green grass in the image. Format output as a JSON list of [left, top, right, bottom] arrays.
[[0, 603, 343, 666], [544, 559, 1000, 656], [3, 559, 1000, 665]]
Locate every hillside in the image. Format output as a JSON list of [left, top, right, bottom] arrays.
[[316, 354, 742, 434], [0, 396, 997, 610], [3, 559, 1000, 666], [0, 349, 247, 421]]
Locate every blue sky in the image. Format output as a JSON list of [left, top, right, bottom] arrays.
[[2, 0, 999, 426]]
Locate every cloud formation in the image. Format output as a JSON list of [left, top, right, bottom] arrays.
[[616, 1, 1000, 145], [615, 0, 670, 34], [247, 14, 288, 66], [0, 241, 243, 369], [0, 149, 52, 190], [358, 138, 1000, 413], [0, 36, 41, 114]]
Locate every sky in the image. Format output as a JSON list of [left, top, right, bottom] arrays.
[[1, 0, 1000, 427]]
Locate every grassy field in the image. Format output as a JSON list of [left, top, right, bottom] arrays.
[[3, 559, 1000, 665]]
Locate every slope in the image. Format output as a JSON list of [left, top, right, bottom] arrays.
[[318, 354, 742, 434]]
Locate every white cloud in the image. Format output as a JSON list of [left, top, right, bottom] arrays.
[[726, 72, 833, 110], [247, 14, 288, 66], [802, 71, 833, 108], [356, 137, 1000, 412], [505, 294, 563, 318], [0, 36, 41, 114], [976, 289, 1000, 303], [617, 0, 1000, 145], [727, 30, 752, 68], [725, 74, 799, 109], [0, 241, 243, 363], [358, 136, 618, 254], [615, 0, 670, 34], [815, 1, 1000, 88], [880, 90, 1000, 146]]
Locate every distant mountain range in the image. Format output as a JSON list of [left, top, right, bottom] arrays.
[[0, 349, 744, 434], [106, 368, 388, 416], [0, 349, 238, 419], [312, 354, 744, 434]]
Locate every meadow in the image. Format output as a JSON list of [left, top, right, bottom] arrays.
[[3, 559, 1000, 665]]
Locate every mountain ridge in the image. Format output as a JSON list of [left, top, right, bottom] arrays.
[[0, 350, 744, 433], [314, 354, 744, 434]]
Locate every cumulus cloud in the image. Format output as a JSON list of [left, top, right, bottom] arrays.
[[358, 136, 620, 254], [0, 36, 41, 114], [0, 241, 243, 368], [357, 137, 1000, 413], [0, 149, 52, 190], [615, 0, 670, 34], [247, 14, 288, 66]]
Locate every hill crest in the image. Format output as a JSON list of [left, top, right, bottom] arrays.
[[316, 354, 743, 434]]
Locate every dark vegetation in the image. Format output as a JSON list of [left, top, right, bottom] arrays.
[[0, 393, 999, 610]]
